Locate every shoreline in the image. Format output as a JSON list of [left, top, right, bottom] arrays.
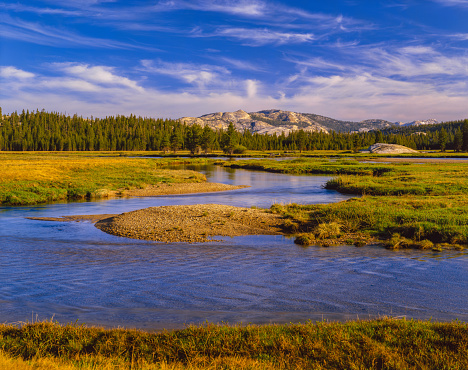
[[95, 204, 284, 243], [29, 204, 285, 243], [121, 182, 249, 197], [363, 157, 468, 163]]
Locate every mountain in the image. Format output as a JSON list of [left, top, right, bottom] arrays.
[[179, 109, 432, 134], [395, 119, 440, 127], [180, 109, 329, 135]]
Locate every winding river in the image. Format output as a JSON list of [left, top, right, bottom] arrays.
[[0, 163, 466, 330]]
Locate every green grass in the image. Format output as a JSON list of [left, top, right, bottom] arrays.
[[0, 319, 466, 369], [222, 158, 468, 249], [0, 153, 212, 205]]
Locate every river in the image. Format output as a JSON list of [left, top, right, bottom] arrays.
[[0, 163, 466, 329]]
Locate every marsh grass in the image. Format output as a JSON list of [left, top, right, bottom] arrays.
[[0, 153, 209, 205], [0, 318, 467, 369], [274, 196, 468, 249], [226, 158, 468, 249]]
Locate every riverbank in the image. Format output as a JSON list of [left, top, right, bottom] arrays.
[[222, 158, 468, 250], [30, 204, 284, 243], [0, 318, 466, 369], [0, 154, 215, 205]]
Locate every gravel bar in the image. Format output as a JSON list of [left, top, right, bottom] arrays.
[[95, 204, 285, 243]]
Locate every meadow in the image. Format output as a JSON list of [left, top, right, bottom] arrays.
[[0, 152, 210, 205], [1, 152, 467, 368], [0, 318, 466, 369], [222, 158, 468, 250]]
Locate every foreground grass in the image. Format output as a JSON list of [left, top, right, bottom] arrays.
[[0, 153, 210, 205], [0, 319, 467, 369], [222, 158, 468, 249]]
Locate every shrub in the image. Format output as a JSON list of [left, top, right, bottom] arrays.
[[294, 233, 315, 246], [233, 145, 247, 154], [315, 222, 341, 239]]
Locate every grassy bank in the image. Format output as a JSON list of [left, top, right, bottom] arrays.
[[222, 158, 468, 249], [0, 153, 210, 205], [0, 319, 466, 369]]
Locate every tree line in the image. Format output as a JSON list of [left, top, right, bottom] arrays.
[[1, 108, 468, 153]]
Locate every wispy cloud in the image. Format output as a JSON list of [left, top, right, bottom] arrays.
[[141, 60, 232, 88], [449, 33, 468, 40], [52, 63, 143, 91], [193, 27, 315, 46], [153, 0, 271, 17], [0, 66, 35, 79], [0, 14, 154, 50], [431, 0, 468, 7], [218, 57, 265, 72], [288, 45, 468, 81], [2, 62, 467, 122], [0, 63, 265, 118], [0, 3, 82, 16], [154, 0, 365, 31]]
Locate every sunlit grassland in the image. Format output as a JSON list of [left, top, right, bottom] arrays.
[[223, 158, 468, 249], [0, 153, 211, 205], [0, 319, 466, 369]]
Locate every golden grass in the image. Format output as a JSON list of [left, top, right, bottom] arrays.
[[0, 153, 209, 205], [0, 319, 467, 369]]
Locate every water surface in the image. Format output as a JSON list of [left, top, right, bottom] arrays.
[[0, 163, 466, 329]]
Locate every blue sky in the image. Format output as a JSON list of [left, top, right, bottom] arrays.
[[1, 0, 468, 122]]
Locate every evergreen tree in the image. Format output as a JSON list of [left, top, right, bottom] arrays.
[[352, 134, 362, 153], [185, 124, 202, 155], [161, 132, 170, 153], [221, 122, 237, 155], [200, 125, 215, 154], [438, 128, 448, 152], [463, 120, 468, 152], [454, 128, 463, 152], [170, 127, 183, 153], [297, 130, 306, 152]]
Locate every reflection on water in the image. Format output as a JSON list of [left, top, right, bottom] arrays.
[[0, 163, 466, 329]]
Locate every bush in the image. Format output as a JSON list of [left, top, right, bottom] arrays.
[[294, 233, 315, 246], [233, 145, 247, 154], [315, 222, 341, 239]]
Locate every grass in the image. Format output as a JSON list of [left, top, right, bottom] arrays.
[[0, 318, 466, 369], [221, 158, 468, 249], [0, 153, 211, 205]]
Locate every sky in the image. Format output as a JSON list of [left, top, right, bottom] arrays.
[[1, 0, 468, 122]]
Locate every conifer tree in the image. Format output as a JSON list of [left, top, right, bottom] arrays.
[[463, 120, 468, 152], [200, 125, 215, 154], [221, 122, 237, 155], [438, 128, 448, 152]]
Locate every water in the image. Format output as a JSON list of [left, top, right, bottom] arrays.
[[0, 164, 466, 329]]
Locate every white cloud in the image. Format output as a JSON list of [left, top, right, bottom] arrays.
[[41, 78, 100, 92], [365, 47, 468, 77], [154, 0, 364, 31], [431, 0, 468, 6], [212, 27, 314, 46], [0, 14, 153, 50], [1, 62, 468, 122], [0, 66, 35, 79], [450, 33, 468, 40], [218, 57, 264, 72], [246, 79, 259, 98], [1, 3, 82, 16], [140, 60, 232, 88], [53, 63, 143, 91]]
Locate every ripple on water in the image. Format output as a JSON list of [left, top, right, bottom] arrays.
[[0, 164, 467, 328]]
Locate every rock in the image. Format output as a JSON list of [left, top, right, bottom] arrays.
[[94, 204, 285, 243], [179, 109, 329, 135], [368, 143, 419, 154]]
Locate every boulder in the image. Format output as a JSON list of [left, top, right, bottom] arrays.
[[368, 143, 419, 154]]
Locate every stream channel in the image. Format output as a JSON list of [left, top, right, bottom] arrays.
[[0, 162, 467, 330]]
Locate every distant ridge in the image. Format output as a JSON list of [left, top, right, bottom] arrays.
[[180, 109, 436, 134]]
